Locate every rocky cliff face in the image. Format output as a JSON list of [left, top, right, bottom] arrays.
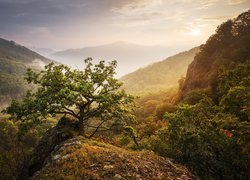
[[28, 118, 197, 179]]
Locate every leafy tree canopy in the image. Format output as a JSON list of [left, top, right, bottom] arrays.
[[161, 98, 250, 179], [219, 60, 250, 121], [4, 58, 136, 137]]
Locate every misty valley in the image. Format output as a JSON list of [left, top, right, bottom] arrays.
[[0, 2, 249, 180]]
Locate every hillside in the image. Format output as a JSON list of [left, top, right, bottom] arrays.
[[120, 47, 199, 95], [182, 10, 250, 101], [124, 11, 250, 179], [50, 41, 184, 77], [0, 38, 54, 107]]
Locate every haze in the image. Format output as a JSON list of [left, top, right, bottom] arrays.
[[0, 0, 249, 50]]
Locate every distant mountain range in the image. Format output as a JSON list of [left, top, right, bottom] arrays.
[[49, 41, 186, 77], [29, 47, 56, 57], [120, 47, 199, 95], [0, 38, 54, 108], [0, 37, 199, 107]]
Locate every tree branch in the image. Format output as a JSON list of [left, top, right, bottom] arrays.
[[56, 111, 78, 119], [88, 120, 107, 138], [63, 107, 79, 118]]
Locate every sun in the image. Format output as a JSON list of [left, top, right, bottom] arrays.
[[191, 28, 201, 36]]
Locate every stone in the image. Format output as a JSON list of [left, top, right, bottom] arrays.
[[28, 117, 79, 177]]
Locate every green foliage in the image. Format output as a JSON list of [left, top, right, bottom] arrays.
[[162, 57, 250, 178], [155, 103, 176, 120], [118, 11, 250, 180], [220, 86, 250, 121], [123, 125, 139, 147], [140, 57, 250, 178], [4, 58, 136, 137], [182, 89, 210, 105], [0, 58, 29, 107], [151, 97, 250, 179], [218, 60, 250, 121], [218, 60, 250, 96], [0, 116, 55, 179], [0, 38, 53, 108], [0, 119, 20, 179], [134, 88, 176, 141], [166, 14, 250, 177], [117, 135, 131, 146]]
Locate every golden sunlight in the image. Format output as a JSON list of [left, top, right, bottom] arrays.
[[191, 28, 201, 36]]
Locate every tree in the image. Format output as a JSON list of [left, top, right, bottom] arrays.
[[160, 98, 250, 179], [218, 60, 250, 121], [220, 86, 250, 121], [4, 58, 136, 137]]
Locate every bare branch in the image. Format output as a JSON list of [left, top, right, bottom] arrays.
[[88, 120, 107, 138]]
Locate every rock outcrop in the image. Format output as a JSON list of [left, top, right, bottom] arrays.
[[31, 138, 197, 179], [28, 117, 79, 177]]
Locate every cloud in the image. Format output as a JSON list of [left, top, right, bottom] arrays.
[[0, 0, 248, 49], [111, 0, 163, 16], [31, 59, 46, 68], [111, 0, 188, 27], [110, 0, 235, 27], [202, 15, 235, 21], [226, 0, 249, 5], [0, 0, 36, 3], [115, 0, 162, 10], [26, 26, 53, 37]]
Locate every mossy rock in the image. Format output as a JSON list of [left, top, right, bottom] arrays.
[[32, 137, 197, 180]]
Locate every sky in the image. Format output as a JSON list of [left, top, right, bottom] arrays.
[[0, 0, 249, 50]]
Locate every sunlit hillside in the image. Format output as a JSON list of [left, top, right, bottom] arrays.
[[121, 47, 199, 95]]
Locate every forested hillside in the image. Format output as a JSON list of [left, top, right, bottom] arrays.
[[0, 38, 54, 108], [131, 10, 250, 179], [121, 47, 199, 95], [181, 10, 250, 102]]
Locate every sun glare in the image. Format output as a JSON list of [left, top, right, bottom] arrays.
[[191, 28, 201, 36]]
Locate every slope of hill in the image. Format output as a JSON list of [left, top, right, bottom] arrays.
[[182, 10, 250, 101], [120, 47, 199, 95], [50, 41, 185, 77], [0, 38, 54, 108]]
